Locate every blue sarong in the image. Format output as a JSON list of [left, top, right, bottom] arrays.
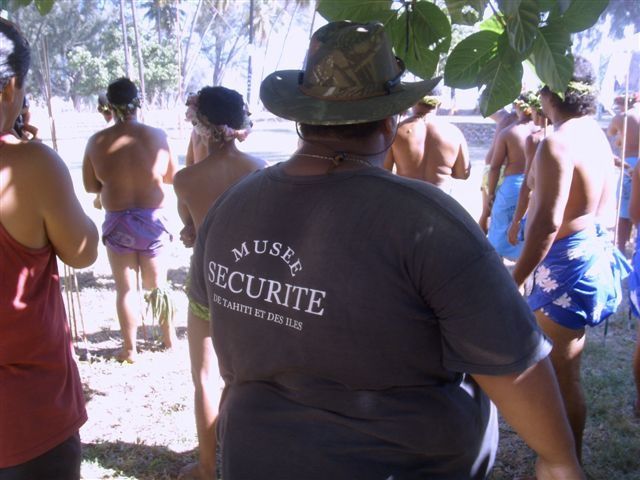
[[618, 156, 638, 219], [528, 225, 631, 329], [487, 174, 524, 261], [628, 229, 640, 317]]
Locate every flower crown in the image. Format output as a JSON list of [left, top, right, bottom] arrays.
[[566, 81, 597, 96], [109, 96, 141, 121], [418, 95, 441, 108], [185, 91, 252, 143]]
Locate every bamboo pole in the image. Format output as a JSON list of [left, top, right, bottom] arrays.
[[41, 37, 87, 355]]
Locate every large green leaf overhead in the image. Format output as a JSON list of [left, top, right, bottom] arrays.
[[444, 30, 500, 89], [477, 34, 523, 116], [500, 0, 540, 56], [531, 22, 573, 94], [316, 0, 396, 25], [560, 0, 608, 32], [391, 2, 451, 79]]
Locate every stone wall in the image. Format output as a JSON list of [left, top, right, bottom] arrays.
[[450, 121, 496, 147]]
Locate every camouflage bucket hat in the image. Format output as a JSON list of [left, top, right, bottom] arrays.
[[260, 21, 441, 126]]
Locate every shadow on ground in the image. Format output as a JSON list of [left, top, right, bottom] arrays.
[[74, 326, 187, 362], [83, 441, 197, 480]]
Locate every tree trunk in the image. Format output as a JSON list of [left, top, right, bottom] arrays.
[[119, 0, 132, 78], [130, 0, 147, 110]]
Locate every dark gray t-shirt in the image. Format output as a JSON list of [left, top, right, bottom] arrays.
[[190, 164, 551, 479]]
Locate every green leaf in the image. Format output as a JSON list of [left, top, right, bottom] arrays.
[[391, 2, 451, 79], [444, 30, 500, 88], [34, 0, 53, 15], [530, 22, 573, 94], [560, 0, 608, 33], [478, 34, 523, 116], [444, 0, 488, 26], [480, 14, 505, 34], [502, 0, 540, 56], [316, 0, 396, 24], [535, 0, 556, 11]]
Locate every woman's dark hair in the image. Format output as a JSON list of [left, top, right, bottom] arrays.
[[197, 86, 248, 129], [0, 19, 30, 90], [107, 77, 138, 105], [543, 56, 597, 116], [299, 120, 386, 140]]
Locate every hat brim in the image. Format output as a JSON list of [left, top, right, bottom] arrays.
[[260, 70, 442, 126]]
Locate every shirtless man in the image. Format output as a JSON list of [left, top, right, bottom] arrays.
[[607, 93, 640, 255], [384, 91, 470, 192], [478, 108, 518, 233], [82, 77, 178, 363], [174, 86, 265, 480], [487, 93, 539, 260], [513, 57, 629, 460], [508, 95, 550, 246], [1, 19, 98, 478]]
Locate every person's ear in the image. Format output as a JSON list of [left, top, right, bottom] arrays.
[[382, 115, 397, 134]]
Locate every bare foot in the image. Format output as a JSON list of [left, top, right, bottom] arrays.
[[115, 349, 137, 363], [178, 461, 213, 479]]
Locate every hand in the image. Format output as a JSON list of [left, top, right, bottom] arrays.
[[535, 456, 585, 480], [180, 223, 196, 248], [508, 220, 520, 246]]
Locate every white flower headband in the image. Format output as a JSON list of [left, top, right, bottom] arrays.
[[185, 92, 252, 143]]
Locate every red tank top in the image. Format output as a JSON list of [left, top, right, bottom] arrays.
[[0, 221, 87, 468]]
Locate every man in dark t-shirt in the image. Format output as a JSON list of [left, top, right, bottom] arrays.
[[189, 21, 584, 480]]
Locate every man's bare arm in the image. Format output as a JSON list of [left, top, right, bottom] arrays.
[[452, 137, 471, 180], [512, 138, 572, 286], [630, 161, 640, 225], [486, 131, 508, 205], [39, 146, 99, 268], [82, 141, 101, 194], [473, 358, 584, 480], [173, 171, 196, 248], [163, 139, 178, 185], [508, 135, 537, 245]]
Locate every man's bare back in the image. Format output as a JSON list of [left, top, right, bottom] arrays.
[[385, 105, 469, 188], [491, 116, 537, 177], [175, 147, 265, 229], [527, 116, 612, 241], [83, 120, 176, 211]]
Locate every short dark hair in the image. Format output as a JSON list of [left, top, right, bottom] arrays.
[[107, 77, 138, 106], [197, 86, 248, 129], [299, 120, 386, 140], [0, 19, 30, 90], [543, 56, 597, 117]]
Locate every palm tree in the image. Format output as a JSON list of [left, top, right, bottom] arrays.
[[142, 0, 182, 44], [119, 0, 132, 78], [130, 0, 147, 109]]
